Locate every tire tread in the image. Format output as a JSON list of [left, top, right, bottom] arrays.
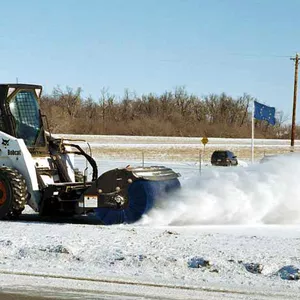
[[0, 167, 28, 218]]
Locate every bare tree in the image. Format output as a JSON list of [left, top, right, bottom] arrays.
[[53, 86, 82, 119], [98, 87, 115, 133]]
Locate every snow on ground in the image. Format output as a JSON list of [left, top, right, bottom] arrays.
[[58, 134, 297, 146], [1, 223, 300, 299], [1, 136, 300, 299], [56, 134, 300, 162]]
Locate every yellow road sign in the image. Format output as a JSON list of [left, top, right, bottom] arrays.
[[201, 137, 208, 145]]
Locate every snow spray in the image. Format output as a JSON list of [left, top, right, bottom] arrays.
[[141, 153, 300, 225]]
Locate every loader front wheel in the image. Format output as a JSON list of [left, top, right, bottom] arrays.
[[0, 167, 28, 219]]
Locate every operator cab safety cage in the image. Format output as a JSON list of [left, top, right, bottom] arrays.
[[0, 84, 47, 154]]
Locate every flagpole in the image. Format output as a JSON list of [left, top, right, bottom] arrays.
[[251, 100, 254, 163]]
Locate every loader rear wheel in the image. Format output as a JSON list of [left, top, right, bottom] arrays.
[[0, 167, 28, 219]]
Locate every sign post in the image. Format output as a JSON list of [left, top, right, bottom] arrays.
[[199, 150, 202, 174], [200, 137, 209, 172]]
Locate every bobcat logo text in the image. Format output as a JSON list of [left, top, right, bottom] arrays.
[[8, 150, 21, 156]]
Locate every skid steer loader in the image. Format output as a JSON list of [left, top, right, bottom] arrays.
[[0, 84, 180, 224]]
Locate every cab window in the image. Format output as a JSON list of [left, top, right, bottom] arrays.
[[9, 90, 45, 147]]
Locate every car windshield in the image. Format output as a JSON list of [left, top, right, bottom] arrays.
[[213, 151, 226, 158], [9, 90, 45, 147]]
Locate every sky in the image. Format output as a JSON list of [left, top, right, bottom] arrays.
[[0, 0, 300, 122]]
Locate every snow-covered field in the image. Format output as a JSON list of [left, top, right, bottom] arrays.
[[1, 135, 300, 299], [57, 134, 300, 162]]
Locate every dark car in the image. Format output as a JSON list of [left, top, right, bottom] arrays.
[[211, 150, 238, 166]]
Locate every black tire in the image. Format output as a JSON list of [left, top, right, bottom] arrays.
[[0, 167, 28, 219]]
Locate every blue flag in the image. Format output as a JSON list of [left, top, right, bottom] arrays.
[[254, 101, 276, 125]]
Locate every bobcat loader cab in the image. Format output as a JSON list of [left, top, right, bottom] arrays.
[[1, 84, 46, 150], [0, 84, 180, 224]]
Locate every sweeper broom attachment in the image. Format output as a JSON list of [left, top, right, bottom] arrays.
[[80, 166, 181, 225]]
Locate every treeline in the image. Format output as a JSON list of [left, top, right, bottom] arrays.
[[40, 86, 292, 138]]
